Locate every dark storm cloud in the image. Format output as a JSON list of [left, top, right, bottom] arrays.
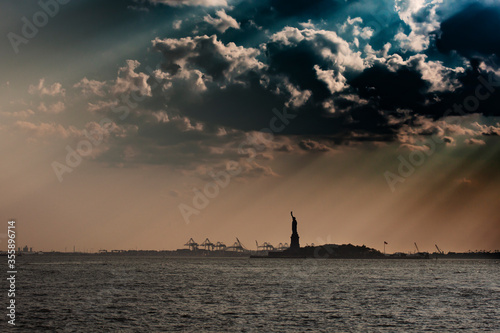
[[153, 35, 234, 80], [298, 139, 332, 152], [175, 74, 291, 131], [264, 39, 332, 101], [268, 0, 351, 19], [349, 58, 500, 122], [436, 3, 500, 58], [57, 0, 500, 171], [139, 0, 500, 142], [349, 64, 427, 110], [148, 26, 390, 139]]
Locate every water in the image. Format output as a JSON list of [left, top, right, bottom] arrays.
[[5, 255, 500, 332]]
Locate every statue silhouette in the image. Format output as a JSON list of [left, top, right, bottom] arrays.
[[290, 211, 300, 251]]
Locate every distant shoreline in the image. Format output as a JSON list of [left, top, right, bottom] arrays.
[[8, 251, 500, 260]]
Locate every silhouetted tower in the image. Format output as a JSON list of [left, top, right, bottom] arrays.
[[290, 211, 300, 251]]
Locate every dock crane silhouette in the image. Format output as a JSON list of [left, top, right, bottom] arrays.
[[184, 238, 198, 251], [200, 238, 215, 251], [414, 242, 420, 253], [255, 241, 275, 251], [226, 238, 247, 252]]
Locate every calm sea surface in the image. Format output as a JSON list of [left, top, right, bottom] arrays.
[[4, 255, 500, 332]]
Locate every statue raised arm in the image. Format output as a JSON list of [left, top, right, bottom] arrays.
[[291, 211, 297, 234]]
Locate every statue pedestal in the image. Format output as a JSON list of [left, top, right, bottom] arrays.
[[290, 232, 300, 251]]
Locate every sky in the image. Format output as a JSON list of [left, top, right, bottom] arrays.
[[1, 0, 499, 253]]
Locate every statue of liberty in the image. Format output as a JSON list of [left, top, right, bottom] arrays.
[[290, 211, 300, 250]]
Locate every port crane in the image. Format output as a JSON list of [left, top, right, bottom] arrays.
[[435, 244, 444, 254], [214, 242, 226, 251], [414, 242, 420, 253], [256, 241, 275, 251], [226, 238, 247, 252], [277, 243, 289, 251], [200, 238, 215, 251], [184, 238, 198, 251]]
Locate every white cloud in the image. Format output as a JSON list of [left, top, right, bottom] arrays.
[[340, 17, 373, 41], [370, 53, 464, 93], [152, 111, 170, 123], [176, 68, 212, 91], [0, 109, 34, 119], [399, 143, 431, 152], [38, 101, 65, 114], [28, 79, 65, 97], [442, 136, 455, 146], [472, 122, 500, 136], [270, 27, 365, 72], [204, 9, 240, 33], [270, 26, 307, 45], [394, 30, 428, 53], [464, 138, 486, 145], [398, 115, 476, 144], [172, 20, 182, 30], [87, 100, 119, 113], [394, 0, 442, 52], [396, 115, 499, 148], [239, 159, 279, 177], [172, 115, 204, 132], [268, 26, 365, 107], [322, 99, 336, 113], [74, 77, 107, 97], [284, 83, 312, 108], [407, 54, 464, 92], [15, 121, 80, 139], [314, 65, 348, 94], [272, 78, 312, 108], [111, 60, 152, 97], [359, 27, 374, 40], [299, 20, 315, 29], [152, 35, 265, 85], [340, 17, 363, 32], [84, 121, 128, 141]]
